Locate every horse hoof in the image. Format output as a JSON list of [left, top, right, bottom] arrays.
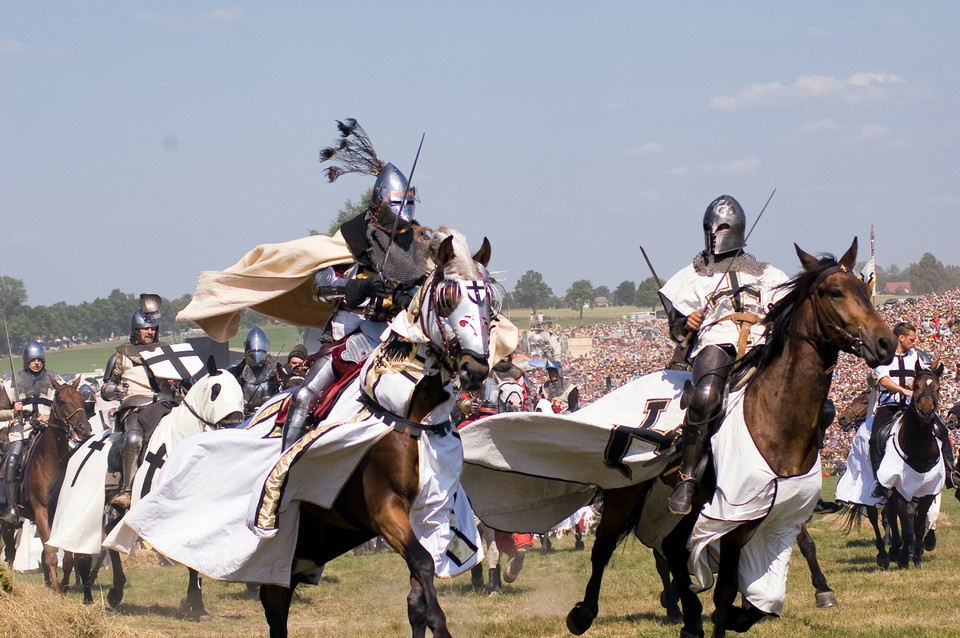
[[923, 530, 936, 551], [566, 603, 596, 635], [876, 557, 889, 570], [106, 589, 123, 609], [815, 591, 838, 608]]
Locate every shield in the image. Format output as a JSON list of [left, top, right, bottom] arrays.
[[140, 343, 205, 381]]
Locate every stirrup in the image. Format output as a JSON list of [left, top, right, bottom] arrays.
[[1, 508, 19, 525]]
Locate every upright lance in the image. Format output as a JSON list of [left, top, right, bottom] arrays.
[[379, 133, 426, 280], [3, 319, 23, 422]]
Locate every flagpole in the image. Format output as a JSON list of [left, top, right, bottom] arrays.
[[870, 225, 876, 306]]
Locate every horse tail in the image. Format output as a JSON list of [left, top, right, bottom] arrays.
[[834, 503, 866, 534]]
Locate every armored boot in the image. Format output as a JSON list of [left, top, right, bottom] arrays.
[[668, 346, 731, 516], [281, 355, 337, 450], [112, 428, 144, 510], [2, 442, 24, 525], [668, 410, 714, 515]]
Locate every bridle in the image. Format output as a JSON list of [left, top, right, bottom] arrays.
[[49, 386, 91, 444], [793, 264, 869, 359], [909, 369, 941, 424]]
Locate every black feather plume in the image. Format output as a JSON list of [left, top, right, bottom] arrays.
[[319, 118, 384, 183]]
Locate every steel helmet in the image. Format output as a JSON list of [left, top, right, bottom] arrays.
[[244, 326, 270, 367], [22, 340, 45, 369], [703, 195, 746, 255]]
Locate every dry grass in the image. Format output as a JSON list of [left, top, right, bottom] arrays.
[[7, 479, 960, 636]]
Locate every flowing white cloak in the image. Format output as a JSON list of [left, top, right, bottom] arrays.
[[119, 379, 481, 586], [688, 390, 822, 616], [835, 416, 884, 507], [876, 420, 945, 501]]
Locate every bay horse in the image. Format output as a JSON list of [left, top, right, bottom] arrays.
[[9, 377, 92, 592], [837, 388, 871, 431], [872, 360, 946, 569], [567, 238, 895, 638], [257, 233, 494, 638]]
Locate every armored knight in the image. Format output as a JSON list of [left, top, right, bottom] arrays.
[[281, 119, 438, 449], [658, 195, 791, 515], [101, 296, 180, 509], [1, 341, 63, 524], [229, 326, 280, 417], [540, 363, 579, 414]]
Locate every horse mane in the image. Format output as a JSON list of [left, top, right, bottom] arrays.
[[434, 226, 480, 279], [735, 252, 841, 379]]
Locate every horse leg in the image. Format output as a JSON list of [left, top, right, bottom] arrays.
[[913, 499, 931, 568], [376, 506, 450, 638], [886, 499, 906, 568], [1, 523, 15, 566], [567, 484, 648, 635], [654, 550, 682, 623], [58, 550, 75, 593], [868, 506, 889, 569], [897, 498, 916, 568], [74, 553, 94, 604], [663, 513, 705, 638], [42, 546, 62, 593], [180, 568, 212, 621], [260, 581, 296, 638], [106, 549, 126, 608], [710, 524, 766, 638], [796, 523, 837, 607]]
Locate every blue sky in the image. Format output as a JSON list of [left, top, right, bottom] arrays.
[[2, 3, 958, 306]]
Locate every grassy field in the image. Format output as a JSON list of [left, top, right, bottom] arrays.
[[6, 476, 960, 637]]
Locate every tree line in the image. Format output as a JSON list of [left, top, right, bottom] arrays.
[[0, 276, 270, 352], [510, 251, 960, 317]]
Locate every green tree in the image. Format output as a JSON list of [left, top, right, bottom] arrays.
[[594, 285, 610, 299], [634, 277, 660, 310], [613, 280, 636, 306], [513, 270, 553, 313], [906, 252, 948, 294], [319, 187, 373, 236], [566, 280, 595, 320], [0, 276, 28, 319]]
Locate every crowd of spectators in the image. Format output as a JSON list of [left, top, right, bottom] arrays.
[[530, 289, 960, 474]]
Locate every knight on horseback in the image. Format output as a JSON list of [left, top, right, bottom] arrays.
[[869, 321, 958, 493], [101, 296, 181, 510], [1, 341, 64, 524], [229, 326, 280, 418], [281, 119, 437, 450], [658, 195, 792, 516]]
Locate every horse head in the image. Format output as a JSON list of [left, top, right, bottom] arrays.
[[416, 232, 498, 392], [837, 388, 871, 432], [182, 356, 246, 430], [794, 237, 896, 367], [911, 359, 944, 423], [50, 376, 93, 444]]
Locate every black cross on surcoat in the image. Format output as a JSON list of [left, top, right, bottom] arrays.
[[708, 272, 761, 312], [139, 443, 168, 499]]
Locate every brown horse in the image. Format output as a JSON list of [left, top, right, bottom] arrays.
[[837, 388, 871, 431], [252, 234, 496, 638], [567, 238, 895, 638], [7, 377, 92, 592]]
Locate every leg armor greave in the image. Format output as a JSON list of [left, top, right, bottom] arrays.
[[282, 354, 338, 450], [2, 441, 25, 522], [120, 417, 145, 495]]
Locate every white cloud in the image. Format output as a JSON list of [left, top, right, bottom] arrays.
[[665, 166, 687, 175], [0, 39, 26, 56], [623, 142, 663, 155], [859, 123, 892, 140], [607, 102, 627, 111], [206, 7, 245, 23], [702, 157, 760, 175], [798, 118, 840, 132], [804, 26, 829, 39], [709, 72, 917, 111]]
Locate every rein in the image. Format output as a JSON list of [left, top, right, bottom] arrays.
[[181, 397, 223, 429], [49, 390, 90, 443]]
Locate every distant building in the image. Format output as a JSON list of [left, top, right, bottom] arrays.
[[884, 281, 912, 294], [594, 296, 610, 308]]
